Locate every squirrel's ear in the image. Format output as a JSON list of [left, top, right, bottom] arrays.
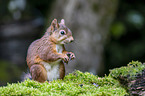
[[51, 19, 59, 31], [60, 19, 65, 25]]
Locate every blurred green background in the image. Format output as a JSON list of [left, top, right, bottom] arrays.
[[0, 0, 145, 86], [104, 0, 145, 74]]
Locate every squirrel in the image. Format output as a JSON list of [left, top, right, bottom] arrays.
[[26, 19, 75, 83]]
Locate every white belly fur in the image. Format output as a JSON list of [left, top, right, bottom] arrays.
[[42, 60, 61, 81], [42, 44, 63, 81]]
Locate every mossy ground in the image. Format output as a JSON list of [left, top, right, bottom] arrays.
[[0, 70, 128, 96]]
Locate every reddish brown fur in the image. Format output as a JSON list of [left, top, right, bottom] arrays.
[[30, 64, 47, 83], [59, 62, 65, 79], [26, 19, 75, 82]]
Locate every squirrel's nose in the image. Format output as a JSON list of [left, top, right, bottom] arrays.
[[70, 40, 74, 43], [70, 37, 74, 42]]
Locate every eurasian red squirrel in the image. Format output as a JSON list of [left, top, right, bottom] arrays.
[[26, 19, 75, 82]]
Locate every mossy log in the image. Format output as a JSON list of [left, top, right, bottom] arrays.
[[110, 61, 145, 96]]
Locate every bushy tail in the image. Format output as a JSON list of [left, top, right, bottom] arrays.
[[21, 69, 32, 81]]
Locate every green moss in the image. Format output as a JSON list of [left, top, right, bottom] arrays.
[[0, 70, 128, 96], [109, 61, 145, 80]]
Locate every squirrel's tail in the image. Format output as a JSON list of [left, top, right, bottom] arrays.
[[21, 69, 32, 81]]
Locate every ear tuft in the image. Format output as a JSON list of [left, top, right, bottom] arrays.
[[51, 19, 59, 31], [52, 19, 57, 24], [60, 19, 65, 25]]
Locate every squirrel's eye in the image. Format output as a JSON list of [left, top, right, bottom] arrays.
[[60, 30, 65, 35]]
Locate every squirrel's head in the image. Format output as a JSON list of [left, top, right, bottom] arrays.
[[47, 19, 74, 44]]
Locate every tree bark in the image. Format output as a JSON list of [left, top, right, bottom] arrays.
[[49, 0, 118, 75]]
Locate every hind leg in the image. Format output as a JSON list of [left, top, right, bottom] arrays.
[[30, 64, 47, 83], [59, 62, 65, 79]]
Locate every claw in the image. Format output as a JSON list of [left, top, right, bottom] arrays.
[[63, 59, 68, 64], [65, 58, 67, 61], [67, 53, 71, 57], [67, 52, 75, 60]]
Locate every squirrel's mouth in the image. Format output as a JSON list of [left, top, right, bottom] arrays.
[[58, 36, 74, 44], [59, 40, 69, 44]]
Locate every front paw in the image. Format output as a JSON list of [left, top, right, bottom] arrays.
[[62, 54, 69, 64], [67, 52, 75, 60]]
